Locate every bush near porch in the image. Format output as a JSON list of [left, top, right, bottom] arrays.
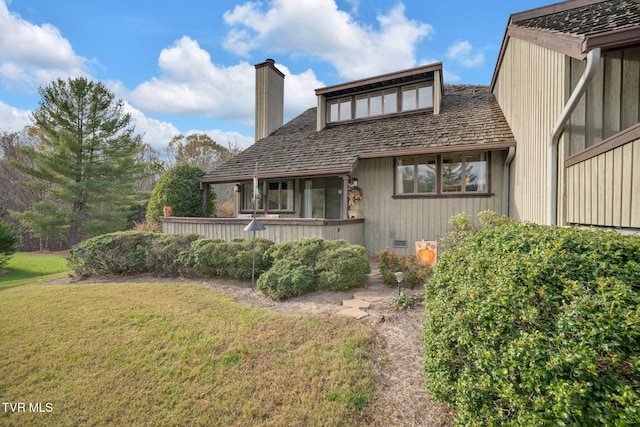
[[423, 218, 640, 426], [258, 237, 371, 299], [67, 233, 370, 300]]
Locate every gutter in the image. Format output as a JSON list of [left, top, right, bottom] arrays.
[[502, 146, 516, 216], [547, 47, 600, 226]]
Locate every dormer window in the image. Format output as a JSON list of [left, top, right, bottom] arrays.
[[355, 89, 397, 118], [402, 84, 433, 111], [316, 62, 442, 129]]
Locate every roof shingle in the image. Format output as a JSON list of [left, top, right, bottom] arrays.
[[202, 85, 515, 183]]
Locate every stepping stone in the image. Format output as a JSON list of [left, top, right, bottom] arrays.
[[342, 299, 370, 309], [353, 291, 385, 302], [335, 308, 369, 319]]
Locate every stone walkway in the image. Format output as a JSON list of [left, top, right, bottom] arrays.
[[334, 260, 404, 319]]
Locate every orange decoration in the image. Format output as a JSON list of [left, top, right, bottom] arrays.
[[163, 206, 172, 217], [417, 248, 436, 264]]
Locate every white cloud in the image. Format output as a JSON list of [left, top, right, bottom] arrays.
[[222, 0, 433, 80], [128, 36, 322, 127], [0, 100, 31, 131], [446, 41, 484, 68], [0, 0, 89, 90]]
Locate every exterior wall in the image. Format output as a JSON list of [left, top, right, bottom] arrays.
[[493, 37, 567, 225], [161, 217, 364, 247], [566, 135, 640, 228], [353, 151, 505, 256], [566, 46, 640, 156]]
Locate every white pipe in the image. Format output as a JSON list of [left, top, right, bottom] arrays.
[[547, 48, 601, 226], [502, 146, 516, 216]]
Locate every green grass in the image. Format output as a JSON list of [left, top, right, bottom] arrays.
[[0, 281, 375, 426], [0, 252, 69, 289]]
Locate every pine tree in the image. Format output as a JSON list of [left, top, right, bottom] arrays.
[[12, 77, 148, 247]]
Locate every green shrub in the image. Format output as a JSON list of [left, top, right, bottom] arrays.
[[264, 238, 368, 294], [257, 259, 315, 300], [378, 248, 431, 289], [0, 220, 19, 268], [316, 245, 370, 291], [423, 222, 640, 426], [67, 231, 197, 277], [146, 233, 200, 276], [146, 164, 215, 224], [177, 237, 274, 279]]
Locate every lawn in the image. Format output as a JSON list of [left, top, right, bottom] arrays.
[[0, 254, 375, 426], [0, 252, 69, 289]]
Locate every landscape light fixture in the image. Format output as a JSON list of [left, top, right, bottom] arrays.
[[394, 271, 404, 296]]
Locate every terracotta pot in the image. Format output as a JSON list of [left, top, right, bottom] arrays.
[[163, 206, 172, 217]]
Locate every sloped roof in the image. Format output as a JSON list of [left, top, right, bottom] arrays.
[[202, 85, 515, 183], [513, 0, 640, 37], [491, 0, 640, 90]]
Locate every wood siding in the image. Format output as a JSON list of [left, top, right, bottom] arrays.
[[566, 136, 640, 228], [352, 152, 504, 256], [161, 217, 364, 247], [492, 37, 567, 224], [566, 46, 640, 156]]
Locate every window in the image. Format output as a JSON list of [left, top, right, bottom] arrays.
[[266, 180, 294, 211], [395, 153, 489, 196], [402, 84, 433, 111], [328, 98, 352, 122], [396, 157, 436, 194], [241, 182, 263, 211], [355, 90, 397, 118]]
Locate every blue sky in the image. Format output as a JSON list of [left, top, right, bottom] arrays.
[[0, 0, 553, 150]]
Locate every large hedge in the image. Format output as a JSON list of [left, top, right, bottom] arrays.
[[423, 221, 640, 426], [146, 164, 214, 223], [68, 231, 199, 277], [258, 237, 371, 299]]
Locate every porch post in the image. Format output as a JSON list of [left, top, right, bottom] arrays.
[[202, 183, 210, 218], [342, 175, 349, 219]]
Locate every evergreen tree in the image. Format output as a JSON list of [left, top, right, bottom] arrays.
[[12, 77, 148, 247]]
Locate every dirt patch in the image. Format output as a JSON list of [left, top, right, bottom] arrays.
[[58, 261, 455, 426]]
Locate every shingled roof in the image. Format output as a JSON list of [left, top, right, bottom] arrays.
[[513, 0, 640, 37], [201, 85, 516, 183]]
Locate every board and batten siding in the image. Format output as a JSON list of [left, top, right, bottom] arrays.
[[492, 37, 567, 225], [566, 46, 640, 156], [353, 152, 504, 256], [566, 136, 640, 228], [161, 218, 364, 247]]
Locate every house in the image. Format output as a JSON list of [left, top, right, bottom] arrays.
[[161, 0, 640, 255], [491, 0, 640, 228]]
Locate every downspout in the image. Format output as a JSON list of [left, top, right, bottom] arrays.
[[502, 146, 516, 216], [547, 47, 600, 226]]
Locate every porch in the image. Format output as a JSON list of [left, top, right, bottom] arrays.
[[160, 216, 365, 247]]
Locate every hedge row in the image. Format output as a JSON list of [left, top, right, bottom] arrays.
[[423, 220, 640, 426], [68, 231, 200, 277], [258, 237, 371, 300], [67, 233, 370, 300]]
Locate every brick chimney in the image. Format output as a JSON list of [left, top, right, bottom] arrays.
[[254, 59, 285, 141]]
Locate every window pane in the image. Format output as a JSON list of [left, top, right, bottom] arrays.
[[417, 157, 436, 193], [280, 180, 293, 210], [442, 156, 463, 192], [396, 159, 415, 194], [355, 97, 368, 118], [267, 181, 279, 210], [384, 91, 397, 113], [465, 154, 487, 192], [329, 102, 339, 122], [242, 182, 262, 210], [339, 100, 351, 120], [403, 87, 416, 111], [418, 85, 433, 109], [370, 95, 382, 115]]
